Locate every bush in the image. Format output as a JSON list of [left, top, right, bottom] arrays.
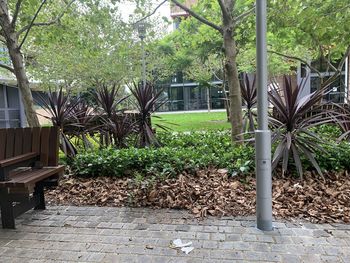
[[70, 129, 350, 179], [72, 131, 255, 178], [315, 141, 350, 172]]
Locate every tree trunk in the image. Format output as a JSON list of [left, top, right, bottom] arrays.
[[206, 85, 211, 112], [7, 36, 40, 127], [0, 0, 40, 127], [222, 27, 243, 142]]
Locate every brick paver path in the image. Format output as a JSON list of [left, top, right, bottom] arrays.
[[0, 206, 349, 262]]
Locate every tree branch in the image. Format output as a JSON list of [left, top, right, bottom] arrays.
[[218, 0, 229, 20], [268, 49, 322, 78], [17, 0, 76, 48], [0, 62, 15, 73], [18, 0, 48, 50], [234, 5, 255, 24], [322, 45, 350, 89], [11, 0, 23, 28], [134, 0, 168, 25], [171, 0, 222, 33]]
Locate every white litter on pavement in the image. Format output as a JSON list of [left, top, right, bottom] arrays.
[[181, 246, 194, 254], [170, 239, 195, 254]]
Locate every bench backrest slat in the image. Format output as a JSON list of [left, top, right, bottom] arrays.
[[40, 128, 50, 166], [48, 127, 59, 166], [14, 128, 23, 156], [22, 128, 32, 154], [5, 129, 15, 158], [0, 129, 6, 159], [31, 127, 41, 154], [0, 127, 59, 166]]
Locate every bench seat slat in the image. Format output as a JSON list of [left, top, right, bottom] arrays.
[[0, 152, 38, 168], [0, 165, 65, 188]]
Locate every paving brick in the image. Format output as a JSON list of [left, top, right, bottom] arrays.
[[320, 255, 342, 263], [249, 242, 270, 252], [202, 240, 218, 249], [175, 225, 191, 232], [323, 245, 345, 256], [299, 254, 322, 263], [210, 233, 226, 241], [218, 241, 235, 250], [244, 251, 281, 262], [203, 226, 219, 233], [281, 254, 300, 263], [226, 233, 241, 241], [196, 233, 210, 240]]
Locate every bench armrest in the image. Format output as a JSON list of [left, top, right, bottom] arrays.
[[0, 152, 39, 168]]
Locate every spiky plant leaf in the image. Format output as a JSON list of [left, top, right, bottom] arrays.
[[269, 76, 337, 178], [130, 81, 168, 147], [240, 73, 257, 132]]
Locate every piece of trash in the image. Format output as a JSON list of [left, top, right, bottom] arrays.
[[172, 239, 192, 248], [145, 245, 154, 250], [170, 239, 194, 254], [181, 246, 194, 254]]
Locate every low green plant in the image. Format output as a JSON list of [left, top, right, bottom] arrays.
[[71, 131, 255, 178], [70, 129, 350, 180]]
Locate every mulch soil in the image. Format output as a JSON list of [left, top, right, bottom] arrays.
[[47, 169, 350, 223]]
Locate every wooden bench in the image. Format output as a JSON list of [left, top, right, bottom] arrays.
[[0, 127, 64, 229]]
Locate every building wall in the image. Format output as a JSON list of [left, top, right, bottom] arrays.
[[0, 84, 24, 128], [297, 56, 349, 103]]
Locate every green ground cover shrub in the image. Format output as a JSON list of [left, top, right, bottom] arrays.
[[71, 126, 350, 179], [72, 131, 255, 178]]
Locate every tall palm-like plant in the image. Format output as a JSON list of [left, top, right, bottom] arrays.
[[93, 83, 127, 118], [269, 76, 335, 179], [130, 82, 168, 147], [36, 87, 79, 157], [105, 113, 136, 148], [240, 73, 257, 132], [68, 99, 97, 150], [93, 83, 129, 147]]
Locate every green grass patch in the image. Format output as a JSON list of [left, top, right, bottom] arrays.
[[152, 111, 230, 132]]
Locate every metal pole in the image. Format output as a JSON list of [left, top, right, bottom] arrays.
[[141, 38, 146, 89], [255, 0, 272, 231]]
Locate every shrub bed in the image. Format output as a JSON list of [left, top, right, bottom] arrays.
[[72, 132, 255, 178], [70, 128, 350, 178]]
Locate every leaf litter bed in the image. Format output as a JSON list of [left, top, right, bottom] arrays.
[[47, 169, 350, 223]]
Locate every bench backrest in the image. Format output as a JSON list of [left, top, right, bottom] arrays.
[[0, 127, 59, 166]]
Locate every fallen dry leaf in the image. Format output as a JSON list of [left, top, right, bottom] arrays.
[[46, 169, 350, 223]]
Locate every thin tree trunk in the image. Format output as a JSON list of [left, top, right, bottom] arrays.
[[206, 85, 211, 112], [0, 1, 40, 127], [7, 38, 40, 127], [222, 27, 243, 142], [221, 63, 230, 122]]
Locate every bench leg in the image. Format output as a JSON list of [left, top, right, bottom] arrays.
[[34, 185, 46, 210], [0, 190, 15, 229]]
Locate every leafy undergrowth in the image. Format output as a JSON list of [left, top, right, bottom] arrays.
[[47, 169, 350, 224]]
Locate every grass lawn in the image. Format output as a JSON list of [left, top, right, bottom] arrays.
[[152, 111, 231, 132]]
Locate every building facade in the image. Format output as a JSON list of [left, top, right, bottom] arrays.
[[297, 57, 349, 103], [0, 82, 26, 128], [155, 0, 226, 112]]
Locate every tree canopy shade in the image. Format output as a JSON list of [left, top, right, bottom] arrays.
[[27, 1, 132, 86], [267, 0, 350, 86], [0, 0, 76, 126], [26, 0, 171, 89]]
